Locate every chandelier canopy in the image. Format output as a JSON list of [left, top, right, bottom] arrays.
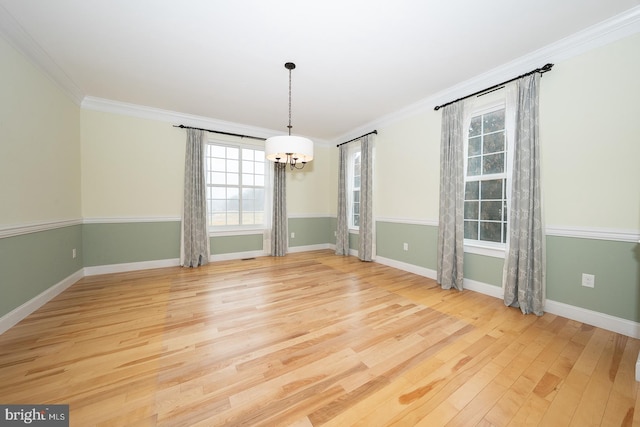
[[265, 62, 313, 169]]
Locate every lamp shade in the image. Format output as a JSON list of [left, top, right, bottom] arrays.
[[265, 135, 314, 164]]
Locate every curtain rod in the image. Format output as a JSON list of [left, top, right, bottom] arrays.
[[173, 124, 266, 141], [434, 63, 554, 111], [336, 130, 378, 147]]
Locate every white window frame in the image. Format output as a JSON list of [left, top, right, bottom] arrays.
[[205, 138, 271, 235], [463, 101, 513, 259]]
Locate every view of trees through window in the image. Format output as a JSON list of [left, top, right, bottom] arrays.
[[464, 108, 508, 244]]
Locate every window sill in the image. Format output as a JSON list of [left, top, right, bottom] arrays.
[[464, 242, 505, 259]]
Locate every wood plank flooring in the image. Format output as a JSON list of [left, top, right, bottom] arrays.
[[0, 250, 637, 426]]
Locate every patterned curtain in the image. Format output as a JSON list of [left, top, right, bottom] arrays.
[[271, 163, 288, 256], [335, 145, 349, 255], [437, 102, 465, 290], [358, 134, 374, 261], [503, 73, 545, 315], [180, 129, 210, 267]]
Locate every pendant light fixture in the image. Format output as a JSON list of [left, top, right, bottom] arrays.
[[265, 62, 313, 169]]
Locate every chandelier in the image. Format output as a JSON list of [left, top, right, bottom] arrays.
[[265, 62, 313, 169]]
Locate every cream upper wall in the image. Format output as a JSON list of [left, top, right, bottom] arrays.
[[287, 143, 333, 216], [539, 32, 640, 230], [81, 109, 334, 218], [0, 36, 81, 226], [81, 110, 185, 218], [373, 111, 441, 221], [368, 32, 640, 231]]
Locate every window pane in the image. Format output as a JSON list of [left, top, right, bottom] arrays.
[[242, 188, 254, 200], [464, 220, 478, 240], [242, 199, 255, 211], [483, 110, 504, 133], [255, 162, 264, 175], [210, 187, 226, 199], [464, 201, 478, 219], [243, 161, 254, 174], [469, 116, 481, 137], [255, 175, 264, 186], [242, 212, 255, 225], [482, 153, 504, 174], [212, 200, 226, 212], [353, 214, 360, 227], [211, 172, 225, 185], [484, 132, 504, 154], [228, 200, 239, 211], [210, 145, 225, 157], [242, 149, 254, 161], [468, 136, 481, 156], [465, 181, 479, 200], [242, 174, 254, 186], [227, 188, 239, 199], [210, 213, 226, 226], [227, 147, 239, 159], [481, 201, 502, 221], [480, 222, 502, 242], [227, 212, 239, 226], [480, 179, 503, 200], [353, 190, 360, 203], [227, 159, 239, 173], [467, 157, 481, 176], [255, 188, 265, 205], [227, 173, 239, 185], [212, 158, 226, 171]]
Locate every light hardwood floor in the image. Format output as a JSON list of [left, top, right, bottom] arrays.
[[0, 250, 638, 426]]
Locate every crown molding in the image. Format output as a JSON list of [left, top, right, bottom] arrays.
[[336, 6, 640, 143], [0, 4, 84, 105], [81, 96, 332, 147]]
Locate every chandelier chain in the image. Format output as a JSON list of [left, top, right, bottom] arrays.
[[288, 67, 292, 136]]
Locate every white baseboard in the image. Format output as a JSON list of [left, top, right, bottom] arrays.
[[543, 299, 640, 339], [0, 269, 84, 335], [375, 256, 437, 279], [288, 243, 333, 253], [210, 250, 268, 262], [84, 258, 181, 276]]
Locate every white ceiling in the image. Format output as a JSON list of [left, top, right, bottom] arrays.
[[1, 0, 639, 142]]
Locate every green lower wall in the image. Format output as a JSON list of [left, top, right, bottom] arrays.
[[546, 236, 640, 322], [211, 234, 263, 255], [83, 221, 181, 266], [377, 221, 437, 269], [0, 225, 83, 317], [288, 217, 335, 248]]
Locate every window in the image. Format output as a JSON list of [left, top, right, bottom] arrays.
[[205, 142, 266, 228], [464, 107, 508, 245], [351, 151, 361, 228], [344, 143, 362, 230]]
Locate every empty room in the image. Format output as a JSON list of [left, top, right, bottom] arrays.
[[1, 1, 639, 426]]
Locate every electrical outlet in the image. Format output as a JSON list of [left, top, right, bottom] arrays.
[[72, 248, 77, 259], [581, 273, 595, 288], [291, 232, 295, 239], [403, 243, 409, 251]]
